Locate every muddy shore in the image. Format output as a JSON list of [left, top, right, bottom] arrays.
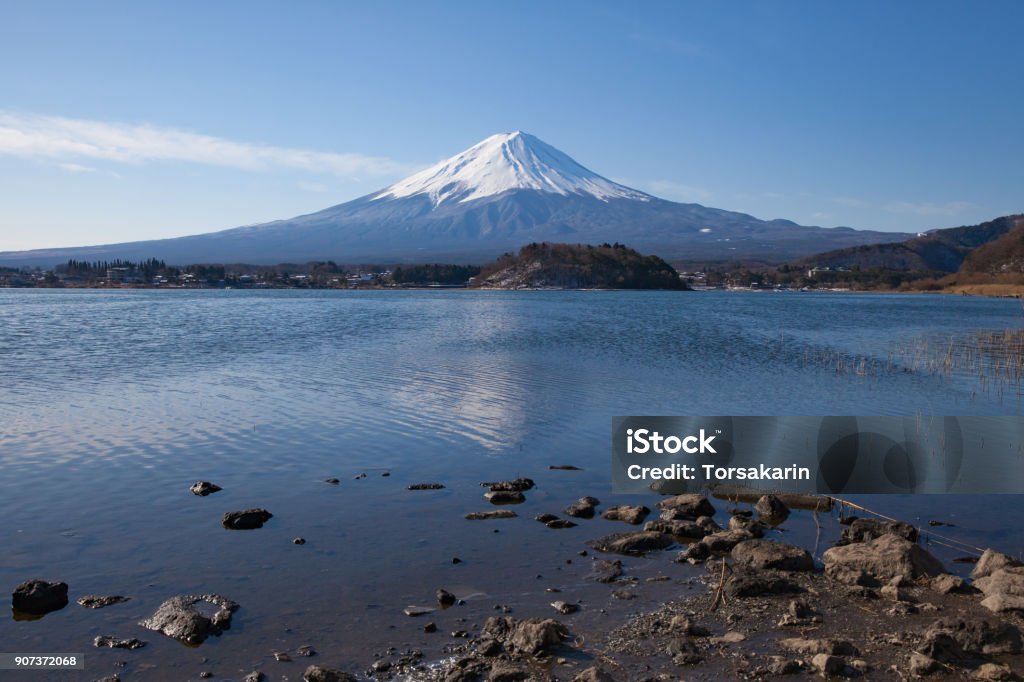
[[10, 469, 1024, 682]]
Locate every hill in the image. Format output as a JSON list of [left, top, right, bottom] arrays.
[[473, 242, 688, 290]]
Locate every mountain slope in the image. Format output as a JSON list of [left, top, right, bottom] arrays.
[[797, 215, 1023, 273], [0, 131, 912, 267], [956, 216, 1024, 276]]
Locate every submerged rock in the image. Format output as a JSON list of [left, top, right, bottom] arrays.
[[822, 534, 943, 586], [485, 490, 525, 505], [731, 539, 815, 572], [303, 665, 357, 682], [601, 505, 649, 525], [407, 483, 445, 490], [77, 595, 130, 609], [222, 508, 273, 530], [483, 478, 535, 492], [190, 481, 222, 496], [586, 530, 674, 556], [12, 579, 68, 615], [139, 594, 238, 645], [465, 510, 517, 520], [590, 559, 623, 583], [93, 635, 146, 650]]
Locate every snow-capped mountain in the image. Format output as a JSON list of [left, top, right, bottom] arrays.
[[373, 131, 650, 205], [0, 132, 911, 266]]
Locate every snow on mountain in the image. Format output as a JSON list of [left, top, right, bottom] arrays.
[[372, 131, 650, 206]]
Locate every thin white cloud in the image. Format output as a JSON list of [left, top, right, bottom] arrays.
[[58, 162, 97, 173], [0, 111, 415, 178], [881, 200, 972, 217], [632, 179, 713, 202]]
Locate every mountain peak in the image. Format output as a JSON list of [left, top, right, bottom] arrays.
[[372, 131, 651, 206]]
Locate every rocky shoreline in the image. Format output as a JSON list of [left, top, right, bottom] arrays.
[[10, 474, 1024, 681]]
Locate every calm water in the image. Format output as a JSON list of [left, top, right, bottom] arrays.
[[1, 289, 1023, 680]]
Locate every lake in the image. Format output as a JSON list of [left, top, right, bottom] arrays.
[[1, 289, 1022, 680]]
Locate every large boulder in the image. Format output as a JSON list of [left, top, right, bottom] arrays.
[[303, 666, 357, 682], [12, 579, 68, 615], [731, 539, 815, 572], [822, 534, 943, 586], [923, 617, 1021, 656], [972, 549, 1023, 580], [754, 495, 790, 525], [974, 566, 1024, 613], [139, 594, 238, 645]]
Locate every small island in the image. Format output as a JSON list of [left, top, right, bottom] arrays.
[[472, 242, 689, 290]]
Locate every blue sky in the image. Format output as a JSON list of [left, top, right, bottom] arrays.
[[1, 0, 1021, 251]]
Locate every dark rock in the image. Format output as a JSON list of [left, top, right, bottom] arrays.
[[549, 465, 581, 470], [836, 518, 918, 546], [275, 652, 292, 662], [728, 514, 766, 537], [972, 548, 1023, 580], [565, 496, 599, 518], [611, 590, 636, 600], [924, 617, 1022, 656], [731, 539, 815, 572], [482, 478, 535, 492], [190, 481, 222, 496], [590, 559, 623, 583], [586, 530, 674, 556], [93, 636, 146, 649], [408, 483, 446, 490], [297, 645, 316, 657], [480, 616, 568, 655], [546, 518, 576, 529], [78, 595, 130, 608], [303, 665, 358, 682], [810, 654, 845, 676], [666, 638, 702, 665], [139, 594, 238, 645], [484, 490, 525, 505], [222, 508, 273, 529], [11, 579, 68, 615], [656, 493, 715, 518], [424, 622, 437, 633], [324, 478, 340, 484], [535, 513, 560, 523], [766, 656, 803, 675], [465, 510, 517, 520], [601, 505, 649, 525], [293, 537, 306, 545], [724, 571, 803, 598], [754, 494, 790, 525], [437, 589, 457, 608], [822, 534, 944, 586]]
